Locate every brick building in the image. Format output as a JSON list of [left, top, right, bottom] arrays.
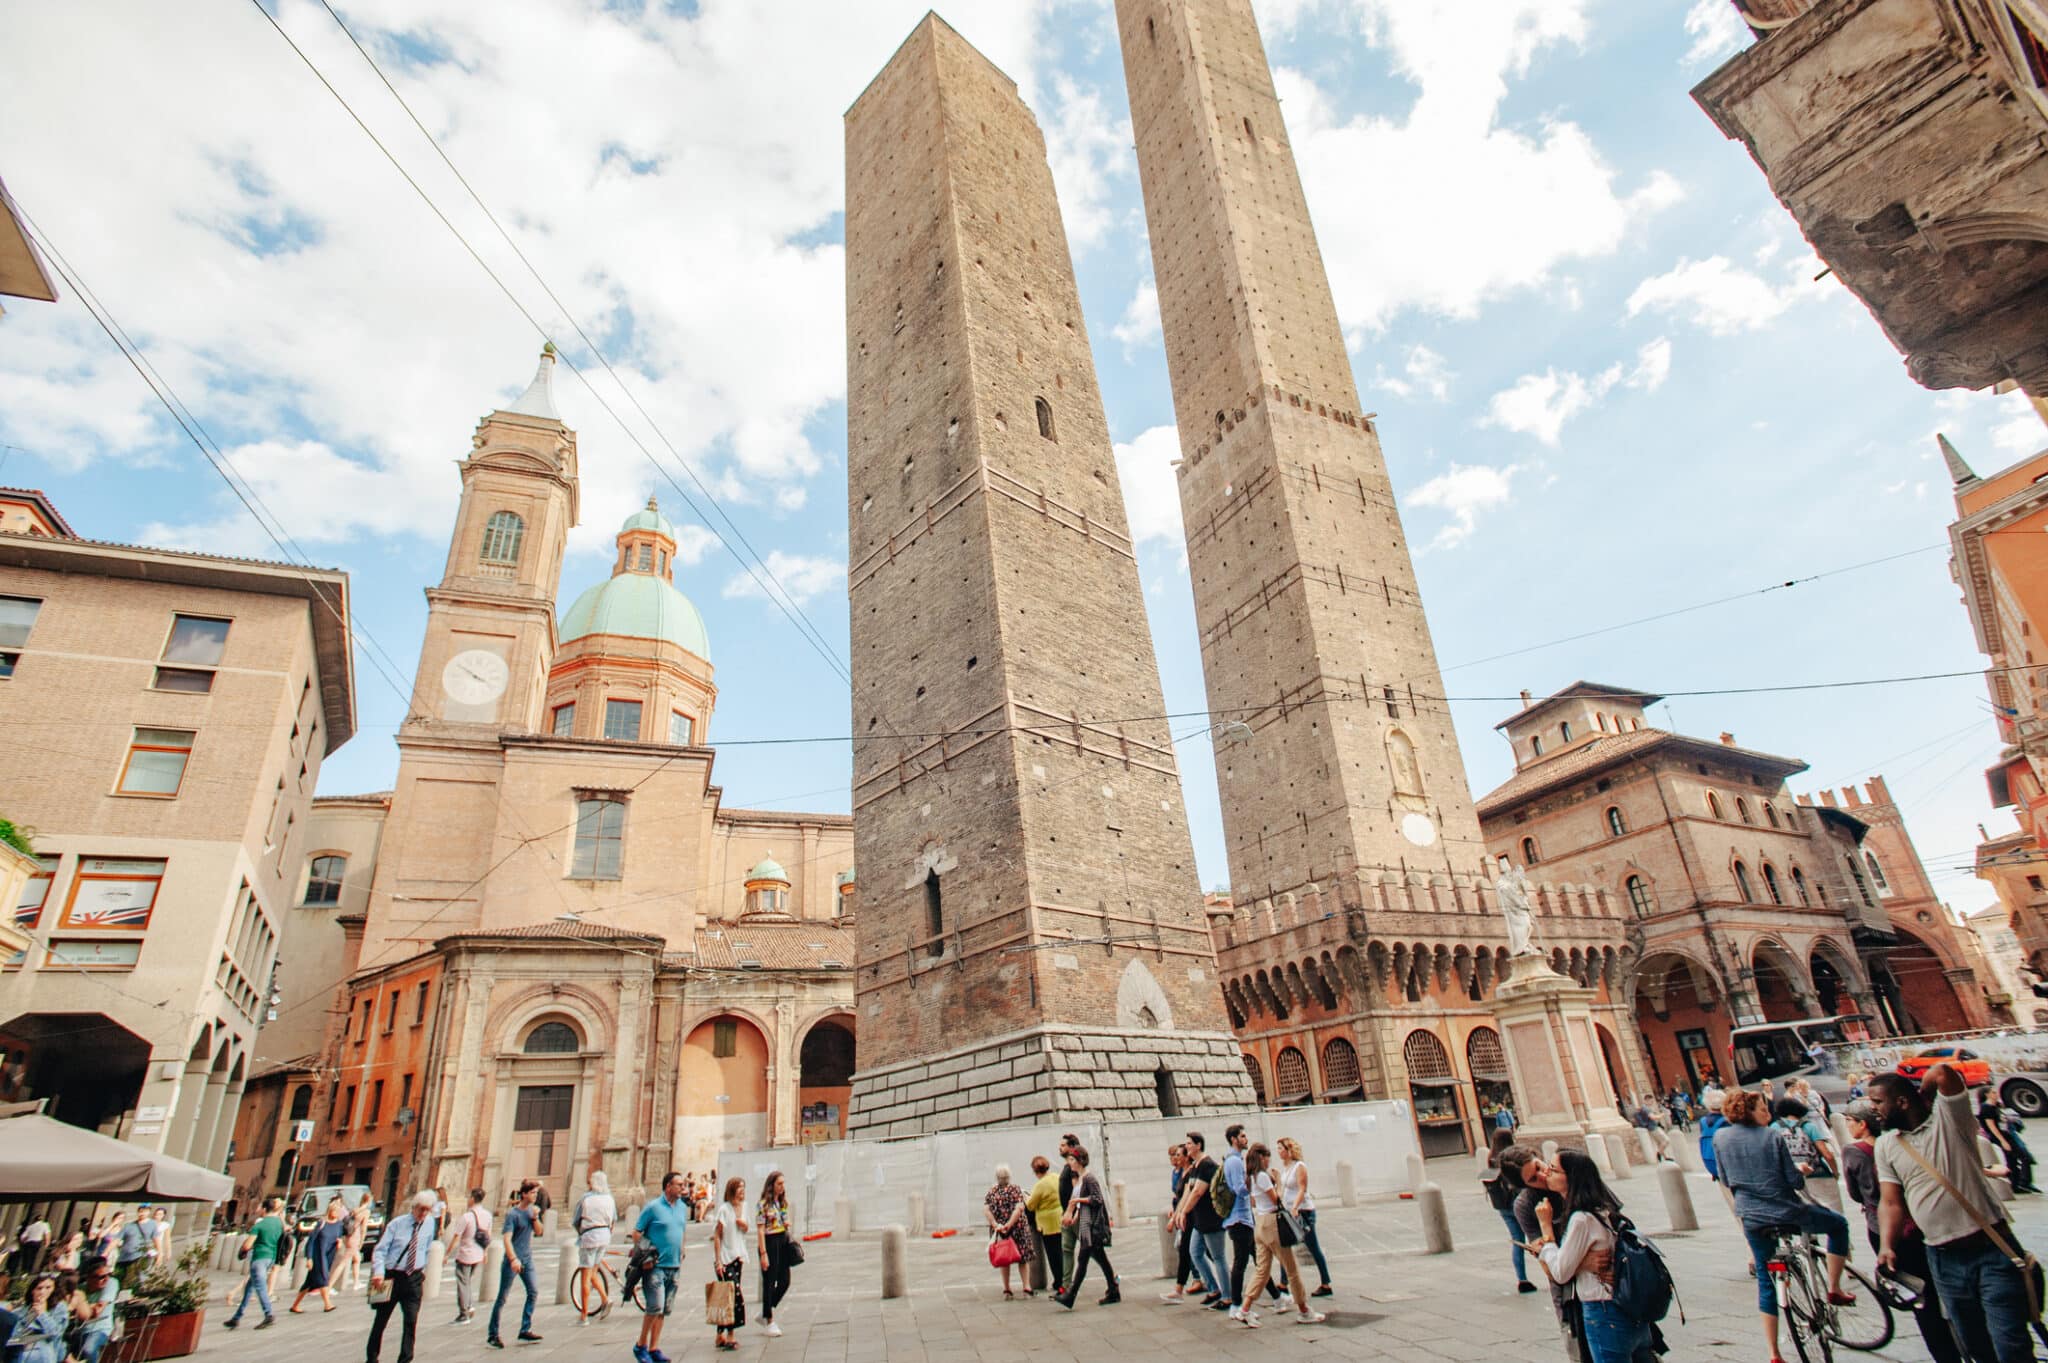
[[1694, 0, 2048, 398], [840, 15, 1249, 1135]]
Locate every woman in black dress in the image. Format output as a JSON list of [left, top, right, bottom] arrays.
[[289, 1198, 348, 1314]]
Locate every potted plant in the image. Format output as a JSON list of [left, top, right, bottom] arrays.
[[107, 1242, 213, 1362]]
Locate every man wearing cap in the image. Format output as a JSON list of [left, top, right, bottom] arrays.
[[367, 1190, 439, 1363]]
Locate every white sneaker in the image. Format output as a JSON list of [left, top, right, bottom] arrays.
[[1240, 1310, 1261, 1329], [765, 1322, 783, 1337], [1158, 1291, 1183, 1303], [1227, 1306, 1243, 1322], [1296, 1310, 1327, 1325]]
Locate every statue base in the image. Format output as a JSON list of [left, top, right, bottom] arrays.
[[1491, 954, 1638, 1161]]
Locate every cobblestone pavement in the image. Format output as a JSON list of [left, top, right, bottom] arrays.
[[180, 1161, 2048, 1363]]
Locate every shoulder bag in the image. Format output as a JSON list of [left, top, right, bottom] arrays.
[[1895, 1133, 2044, 1320]]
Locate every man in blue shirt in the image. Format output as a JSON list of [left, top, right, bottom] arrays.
[[630, 1171, 693, 1363], [115, 1207, 155, 1290], [368, 1190, 438, 1363], [487, 1180, 544, 1349], [1219, 1123, 1280, 1318]]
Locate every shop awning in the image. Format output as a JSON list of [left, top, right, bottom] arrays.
[[1320, 1085, 1363, 1101], [0, 1110, 232, 1204], [1408, 1076, 1460, 1089]]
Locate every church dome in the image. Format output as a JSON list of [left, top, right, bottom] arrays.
[[620, 500, 678, 541], [747, 856, 789, 884], [559, 573, 709, 658]]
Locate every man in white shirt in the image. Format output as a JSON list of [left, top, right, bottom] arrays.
[[15, 1214, 51, 1274], [1871, 1063, 2035, 1362]]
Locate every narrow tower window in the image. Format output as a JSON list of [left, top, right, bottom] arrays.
[[924, 869, 944, 957], [480, 511, 524, 565], [1035, 396, 1056, 442]]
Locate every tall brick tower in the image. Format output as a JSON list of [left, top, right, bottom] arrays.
[[843, 14, 1252, 1135], [1115, 0, 1485, 905]]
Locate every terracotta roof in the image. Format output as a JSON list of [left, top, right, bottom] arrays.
[[1494, 681, 1662, 730], [687, 922, 855, 971], [0, 488, 76, 537], [1475, 728, 1809, 818], [436, 919, 668, 948]]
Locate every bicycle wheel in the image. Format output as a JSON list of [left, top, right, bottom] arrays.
[[1827, 1265, 1893, 1352], [571, 1265, 608, 1319], [1780, 1255, 1834, 1363]]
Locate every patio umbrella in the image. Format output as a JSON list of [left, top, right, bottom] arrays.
[[0, 1111, 232, 1203]]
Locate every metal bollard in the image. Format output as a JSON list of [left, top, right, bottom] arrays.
[[881, 1224, 907, 1299], [1603, 1132, 1634, 1180], [554, 1234, 578, 1305], [423, 1239, 446, 1301], [540, 1208, 557, 1239], [1404, 1152, 1425, 1193], [1334, 1159, 1358, 1208], [835, 1197, 855, 1239], [1027, 1232, 1047, 1292], [1157, 1216, 1178, 1280], [1418, 1183, 1452, 1255], [1657, 1164, 1698, 1233], [906, 1191, 926, 1238]]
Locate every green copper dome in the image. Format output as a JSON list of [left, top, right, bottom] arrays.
[[621, 496, 678, 541], [559, 573, 709, 658], [747, 856, 789, 883]]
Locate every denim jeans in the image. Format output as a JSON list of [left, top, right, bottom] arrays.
[[228, 1255, 274, 1323], [1580, 1298, 1650, 1363], [1926, 1232, 2037, 1363], [1498, 1208, 1527, 1282], [1742, 1203, 1850, 1315], [489, 1258, 538, 1339], [1188, 1228, 1227, 1298], [1299, 1209, 1331, 1286]]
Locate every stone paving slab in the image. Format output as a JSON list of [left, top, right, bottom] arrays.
[[177, 1161, 2045, 1363]]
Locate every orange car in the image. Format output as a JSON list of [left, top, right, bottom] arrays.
[[1895, 1046, 1994, 1086]]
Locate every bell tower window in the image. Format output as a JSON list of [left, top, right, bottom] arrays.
[[1035, 397, 1056, 442], [480, 511, 524, 565], [924, 869, 943, 956]]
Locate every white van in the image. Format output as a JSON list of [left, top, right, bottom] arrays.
[[1728, 1015, 1869, 1104]]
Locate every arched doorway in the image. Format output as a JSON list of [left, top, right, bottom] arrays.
[[1242, 1053, 1266, 1107], [1403, 1030, 1466, 1157], [1884, 926, 1972, 1035], [1319, 1038, 1362, 1102], [797, 1016, 854, 1143], [1594, 1024, 1629, 1108], [1273, 1046, 1312, 1105], [506, 1015, 586, 1206], [1632, 953, 1731, 1094], [679, 1012, 770, 1171], [1750, 941, 1811, 1022], [1466, 1026, 1514, 1129]]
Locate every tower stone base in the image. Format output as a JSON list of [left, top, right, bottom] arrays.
[[1492, 955, 1638, 1158], [847, 1024, 1254, 1138]]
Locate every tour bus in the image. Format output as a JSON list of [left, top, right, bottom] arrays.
[[1728, 1014, 1872, 1103]]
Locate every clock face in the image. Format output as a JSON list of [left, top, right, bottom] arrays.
[[442, 649, 510, 706], [1400, 812, 1438, 847]]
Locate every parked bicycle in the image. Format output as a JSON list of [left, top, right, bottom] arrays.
[[570, 1246, 639, 1322], [1763, 1221, 1893, 1360]]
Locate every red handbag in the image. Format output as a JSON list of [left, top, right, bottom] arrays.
[[988, 1235, 1023, 1268]]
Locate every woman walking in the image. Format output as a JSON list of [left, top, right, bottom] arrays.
[[757, 1170, 796, 1336], [289, 1197, 348, 1314], [1054, 1147, 1118, 1308], [337, 1192, 371, 1291], [5, 1275, 69, 1363], [1481, 1128, 1536, 1294], [1232, 1142, 1327, 1328], [982, 1165, 1034, 1299], [1272, 1137, 1333, 1298], [1978, 1091, 2038, 1193], [710, 1176, 750, 1351], [1531, 1152, 1644, 1363]]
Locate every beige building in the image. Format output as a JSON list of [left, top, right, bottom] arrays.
[[0, 505, 355, 1172], [249, 353, 856, 1212]]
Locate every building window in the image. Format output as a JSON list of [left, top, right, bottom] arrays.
[[551, 703, 575, 737], [398, 1073, 413, 1114], [366, 1079, 384, 1128], [1762, 863, 1784, 905], [480, 511, 524, 565], [1847, 857, 1874, 908], [1865, 852, 1890, 894], [524, 1020, 579, 1054], [602, 699, 642, 741], [357, 999, 372, 1041], [1707, 792, 1724, 820], [157, 614, 230, 694], [569, 797, 626, 879], [15, 855, 58, 930], [669, 711, 693, 746], [339, 1084, 355, 1129], [1626, 875, 1653, 918], [0, 595, 42, 677], [1035, 396, 1056, 441], [925, 869, 944, 956], [383, 990, 399, 1033], [289, 1085, 312, 1121], [303, 855, 345, 906], [1321, 1038, 1362, 1095], [1243, 1053, 1267, 1105], [1734, 860, 1755, 903], [1791, 866, 1812, 906], [1736, 798, 1754, 825], [116, 727, 195, 797], [1765, 804, 1780, 829], [1605, 806, 1626, 838], [57, 857, 166, 930], [636, 543, 653, 571], [1596, 713, 1609, 732], [414, 981, 430, 1025], [712, 1018, 737, 1058], [1274, 1046, 1313, 1103], [1153, 1066, 1181, 1117], [1531, 735, 1544, 757], [1520, 836, 1539, 866], [1560, 721, 1574, 743], [1382, 685, 1399, 719]]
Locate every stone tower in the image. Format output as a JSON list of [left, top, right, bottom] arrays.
[[843, 14, 1251, 1135], [1115, 0, 1484, 904]]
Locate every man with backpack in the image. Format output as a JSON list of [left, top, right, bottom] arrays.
[[1773, 1097, 1842, 1208], [1168, 1131, 1228, 1309], [1714, 1087, 1854, 1363], [445, 1188, 491, 1325]]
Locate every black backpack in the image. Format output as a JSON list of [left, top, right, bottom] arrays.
[[1607, 1214, 1679, 1325]]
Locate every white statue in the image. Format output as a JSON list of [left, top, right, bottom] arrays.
[[1496, 861, 1539, 957]]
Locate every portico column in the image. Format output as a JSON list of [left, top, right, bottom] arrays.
[[204, 1076, 246, 1172], [167, 1054, 211, 1161], [188, 1069, 232, 1174]]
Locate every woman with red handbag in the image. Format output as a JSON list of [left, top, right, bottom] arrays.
[[984, 1166, 1034, 1298]]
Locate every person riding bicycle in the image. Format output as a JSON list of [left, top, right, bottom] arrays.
[[1714, 1086, 1855, 1363]]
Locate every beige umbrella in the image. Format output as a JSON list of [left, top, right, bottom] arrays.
[[0, 1110, 232, 1204]]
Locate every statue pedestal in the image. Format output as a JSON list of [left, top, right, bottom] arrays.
[[1492, 955, 1637, 1160]]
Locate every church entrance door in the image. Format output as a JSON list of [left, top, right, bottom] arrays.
[[510, 1084, 573, 1206]]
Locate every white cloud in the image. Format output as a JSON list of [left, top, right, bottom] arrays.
[[1483, 369, 1610, 446], [1403, 462, 1524, 550], [1112, 424, 1185, 545], [1376, 344, 1454, 401], [1629, 337, 1673, 392], [1268, 0, 1681, 329], [722, 550, 845, 605], [1627, 256, 1809, 335], [1041, 74, 1132, 253], [1112, 279, 1161, 355], [1991, 390, 2048, 455], [1682, 0, 1750, 68]]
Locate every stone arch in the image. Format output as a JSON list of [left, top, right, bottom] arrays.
[[1242, 1051, 1267, 1106], [1320, 1036, 1362, 1098], [680, 1011, 773, 1166], [1630, 948, 1734, 1094], [1116, 958, 1174, 1030], [1878, 922, 1975, 1035], [1807, 938, 1862, 1015], [1750, 937, 1816, 1021], [1273, 1045, 1312, 1104], [486, 984, 615, 1059]]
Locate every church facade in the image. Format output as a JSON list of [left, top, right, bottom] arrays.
[[256, 352, 856, 1214]]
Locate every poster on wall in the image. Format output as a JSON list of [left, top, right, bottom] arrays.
[[800, 1101, 839, 1144]]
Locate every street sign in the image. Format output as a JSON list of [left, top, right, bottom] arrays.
[[292, 1120, 315, 1143]]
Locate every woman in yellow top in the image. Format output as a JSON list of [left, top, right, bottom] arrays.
[[1023, 1155, 1065, 1296]]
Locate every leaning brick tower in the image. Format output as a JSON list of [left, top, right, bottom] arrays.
[[841, 14, 1252, 1135]]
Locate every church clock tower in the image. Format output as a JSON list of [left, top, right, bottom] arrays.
[[405, 345, 578, 738]]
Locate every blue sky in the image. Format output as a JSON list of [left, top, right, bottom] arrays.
[[2, 0, 2040, 913]]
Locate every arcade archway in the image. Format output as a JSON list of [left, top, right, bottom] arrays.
[[1751, 940, 1812, 1022], [678, 1013, 770, 1171], [797, 1015, 855, 1143], [1632, 953, 1732, 1094]]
